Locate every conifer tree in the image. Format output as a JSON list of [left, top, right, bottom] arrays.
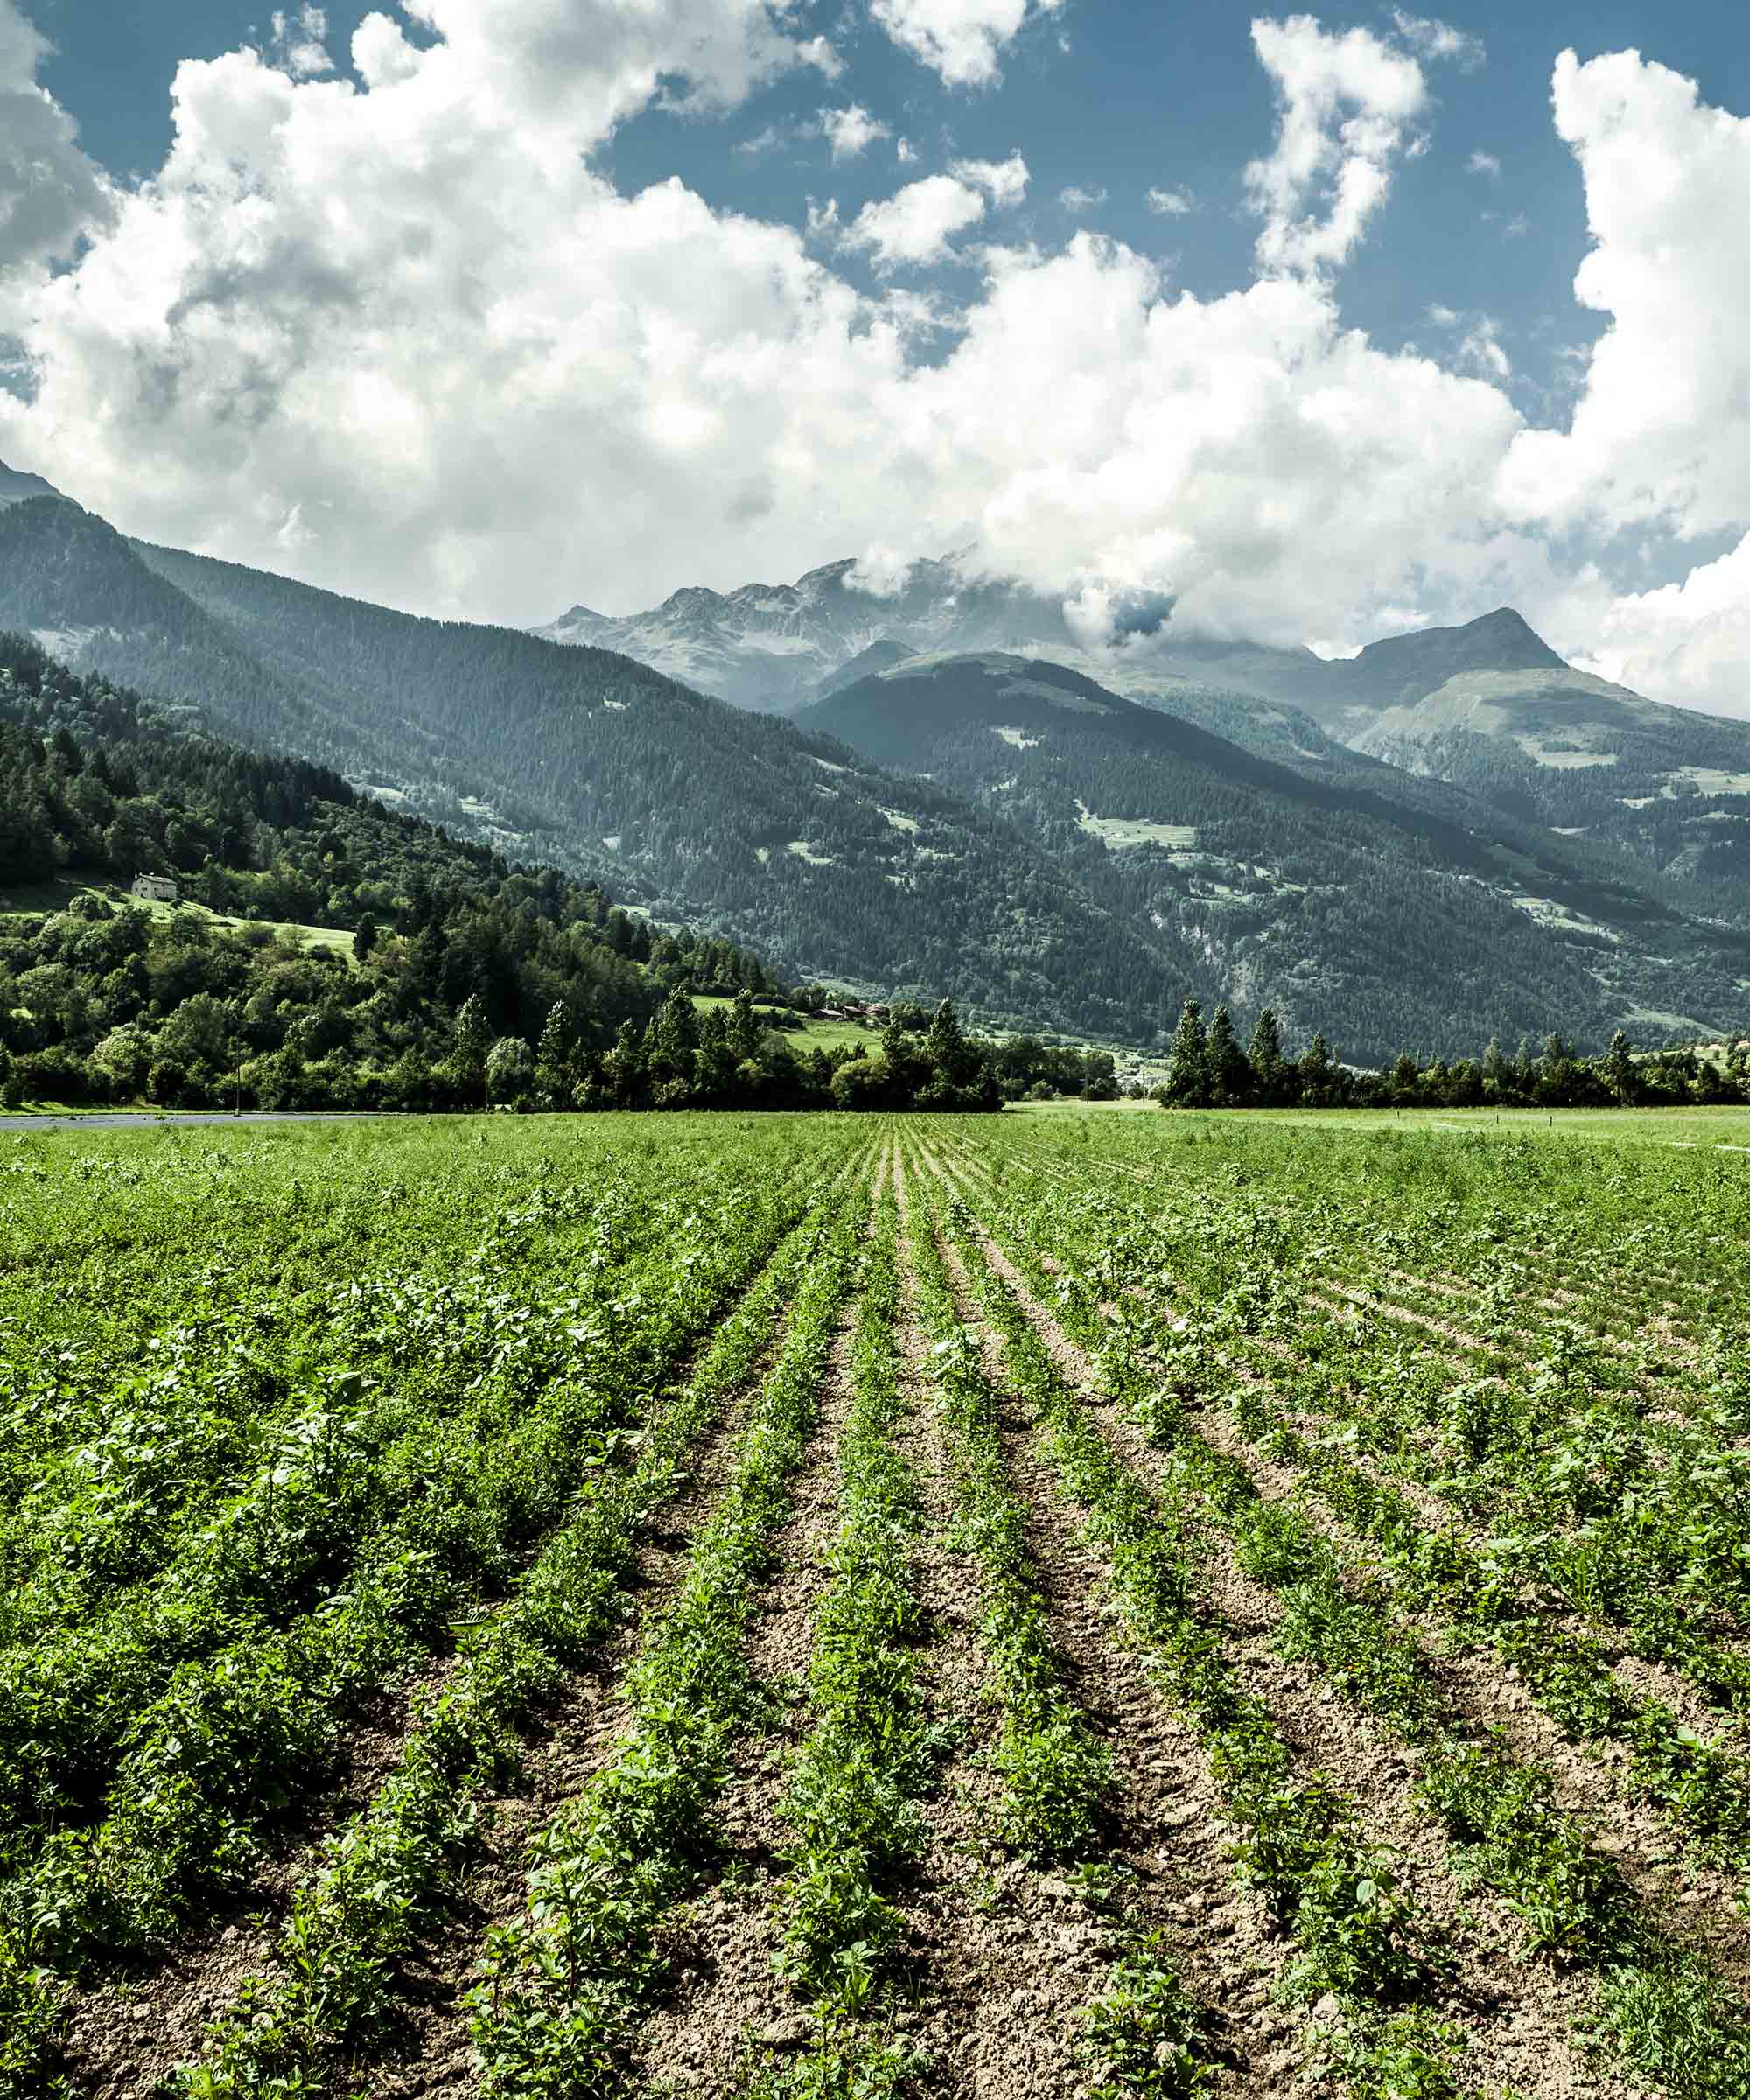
[[1208, 1004, 1252, 1105], [1249, 1007, 1284, 1102], [1298, 1032, 1334, 1106], [1166, 999, 1209, 1106], [1604, 1028, 1637, 1103], [452, 992, 491, 1107], [728, 986, 761, 1065]]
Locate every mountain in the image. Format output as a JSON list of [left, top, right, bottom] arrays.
[[0, 493, 1202, 1040], [0, 461, 61, 508], [1157, 610, 1750, 919], [794, 650, 1750, 1055], [7, 478, 1747, 1053], [536, 555, 1075, 713]]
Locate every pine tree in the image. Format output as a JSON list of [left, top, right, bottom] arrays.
[[1208, 1005, 1252, 1106], [728, 986, 761, 1065], [1298, 1032, 1334, 1106], [1604, 1028, 1637, 1104], [1249, 1007, 1284, 1102], [354, 914, 378, 962], [537, 1002, 573, 1097], [1166, 999, 1209, 1106], [452, 992, 491, 1107], [605, 1016, 647, 1104], [925, 998, 974, 1088]]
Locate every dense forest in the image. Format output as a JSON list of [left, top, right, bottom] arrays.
[[0, 634, 1112, 1111], [797, 654, 1750, 1054], [0, 499, 1202, 1044]]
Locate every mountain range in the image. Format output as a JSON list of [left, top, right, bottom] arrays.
[[3, 463, 1748, 1055]]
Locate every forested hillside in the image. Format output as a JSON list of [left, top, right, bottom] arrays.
[[5, 486, 1747, 1055], [799, 654, 1750, 1056], [0, 634, 785, 1106], [0, 496, 1200, 1041]]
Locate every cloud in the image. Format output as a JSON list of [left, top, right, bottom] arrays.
[[0, 0, 114, 296], [1245, 16, 1428, 276], [1059, 184, 1107, 213], [1466, 148, 1500, 178], [1145, 186, 1194, 215], [869, 0, 1062, 88], [951, 151, 1029, 207], [841, 157, 1024, 268], [844, 173, 988, 267], [1459, 317, 1510, 380], [269, 6, 334, 79], [1576, 531, 1750, 715], [819, 103, 889, 160], [1499, 49, 1750, 545], [896, 136, 918, 163], [1390, 11, 1485, 68], [0, 6, 1746, 722], [1425, 302, 1511, 380]]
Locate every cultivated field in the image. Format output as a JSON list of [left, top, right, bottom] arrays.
[[4, 1109, 1750, 2099]]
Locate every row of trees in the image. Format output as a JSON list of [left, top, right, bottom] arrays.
[[1159, 1001, 1750, 1110]]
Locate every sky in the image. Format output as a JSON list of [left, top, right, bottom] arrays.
[[1, 1, 1748, 713]]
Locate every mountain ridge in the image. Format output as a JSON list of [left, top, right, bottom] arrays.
[[4, 479, 1748, 1053]]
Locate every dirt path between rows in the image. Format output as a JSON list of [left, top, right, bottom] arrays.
[[897, 1139, 1298, 2100]]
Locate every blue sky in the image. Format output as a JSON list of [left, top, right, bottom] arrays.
[[4, 1, 1749, 709], [33, 0, 1747, 416]]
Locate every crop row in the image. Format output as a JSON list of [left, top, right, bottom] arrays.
[[956, 1136, 1750, 1720], [935, 1147, 1750, 2098], [909, 1145, 1474, 2097], [463, 1187, 865, 2097], [4, 1140, 865, 2098]]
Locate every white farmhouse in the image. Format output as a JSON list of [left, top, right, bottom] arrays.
[[131, 874, 179, 904]]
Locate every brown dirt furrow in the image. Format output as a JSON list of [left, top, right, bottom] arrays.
[[76, 1309, 789, 2100], [886, 1151, 1293, 2100], [59, 1651, 461, 2100], [375, 1343, 819, 2100], [965, 1188, 1750, 1718], [1309, 1282, 1507, 1359], [632, 1292, 863, 2095], [59, 1171, 885, 2100], [1170, 1398, 1750, 1994], [943, 1205, 1633, 2100]]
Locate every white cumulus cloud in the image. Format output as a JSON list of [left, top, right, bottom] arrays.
[[1246, 16, 1429, 276], [1499, 48, 1750, 548], [269, 5, 334, 78], [1466, 148, 1501, 178], [0, 0, 113, 298], [1390, 11, 1485, 68], [844, 175, 986, 267], [1577, 532, 1750, 714], [869, 0, 1062, 88], [0, 5, 1746, 720], [951, 150, 1030, 208], [1145, 186, 1195, 215], [819, 103, 889, 160]]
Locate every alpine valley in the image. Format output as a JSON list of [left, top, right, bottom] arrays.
[[4, 468, 1749, 1059]]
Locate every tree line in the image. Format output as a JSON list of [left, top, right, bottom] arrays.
[[1158, 1000, 1750, 1110]]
